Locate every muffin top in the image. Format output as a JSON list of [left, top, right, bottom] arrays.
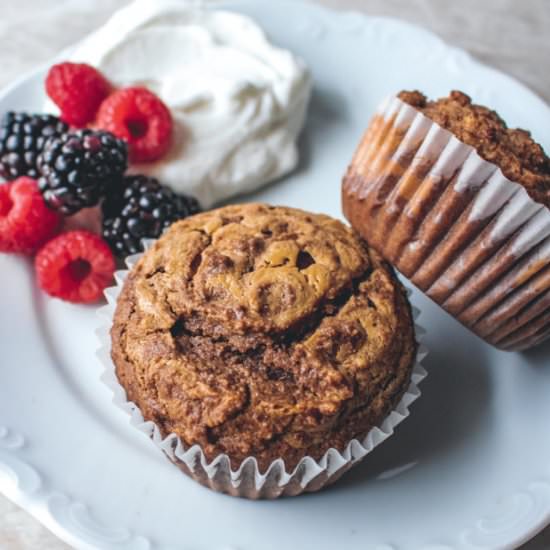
[[111, 204, 416, 471], [398, 90, 550, 207]]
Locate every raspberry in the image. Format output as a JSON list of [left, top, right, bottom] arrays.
[[96, 87, 173, 163], [0, 177, 60, 254], [35, 230, 115, 304], [46, 62, 111, 127]]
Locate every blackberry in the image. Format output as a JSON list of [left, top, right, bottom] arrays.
[[0, 112, 68, 180], [102, 175, 201, 257], [37, 129, 127, 215]]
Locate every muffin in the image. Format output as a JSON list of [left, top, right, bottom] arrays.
[[343, 91, 550, 351], [109, 203, 420, 497]]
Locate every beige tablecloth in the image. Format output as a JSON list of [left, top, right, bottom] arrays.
[[0, 1, 549, 548]]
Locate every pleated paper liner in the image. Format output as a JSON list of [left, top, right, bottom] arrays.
[[343, 95, 550, 351], [96, 239, 428, 500]]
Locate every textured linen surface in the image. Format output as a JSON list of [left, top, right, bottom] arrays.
[[0, 0, 549, 548]]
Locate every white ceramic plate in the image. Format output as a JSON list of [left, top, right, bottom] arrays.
[[1, 1, 549, 549]]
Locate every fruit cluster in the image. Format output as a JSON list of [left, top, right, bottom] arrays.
[[0, 62, 201, 304]]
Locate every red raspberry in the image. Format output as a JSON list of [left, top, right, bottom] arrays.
[[35, 230, 115, 304], [46, 62, 111, 127], [96, 87, 173, 163], [0, 177, 60, 254]]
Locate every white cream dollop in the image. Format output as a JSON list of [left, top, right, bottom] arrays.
[[58, 0, 311, 207]]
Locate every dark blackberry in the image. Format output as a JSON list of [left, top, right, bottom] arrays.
[[0, 112, 68, 180], [37, 129, 127, 215], [102, 175, 201, 257]]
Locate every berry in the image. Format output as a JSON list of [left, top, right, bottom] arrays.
[[46, 62, 111, 127], [37, 129, 127, 215], [0, 112, 68, 180], [96, 87, 172, 163], [102, 175, 200, 257], [35, 230, 115, 303], [0, 177, 60, 254]]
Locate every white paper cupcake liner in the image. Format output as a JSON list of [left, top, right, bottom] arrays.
[[96, 240, 428, 499], [343, 95, 550, 351]]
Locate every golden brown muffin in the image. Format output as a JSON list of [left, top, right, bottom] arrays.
[[111, 203, 417, 472], [398, 90, 550, 206], [343, 91, 550, 351]]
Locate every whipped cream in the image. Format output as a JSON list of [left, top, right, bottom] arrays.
[[52, 0, 311, 207]]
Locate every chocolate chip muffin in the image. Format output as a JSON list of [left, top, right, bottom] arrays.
[[111, 203, 417, 475], [343, 91, 550, 351]]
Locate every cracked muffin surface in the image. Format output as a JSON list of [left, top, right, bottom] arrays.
[[111, 203, 417, 471]]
